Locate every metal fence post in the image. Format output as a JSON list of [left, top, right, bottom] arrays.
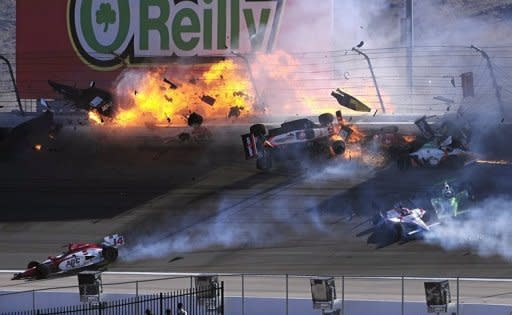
[[160, 292, 163, 315], [285, 274, 289, 315], [457, 277, 460, 315], [32, 289, 35, 311], [136, 281, 139, 297], [241, 274, 245, 315], [221, 281, 225, 315], [341, 276, 344, 315], [401, 276, 404, 315]]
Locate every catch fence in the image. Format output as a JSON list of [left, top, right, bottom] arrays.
[[2, 273, 512, 315]]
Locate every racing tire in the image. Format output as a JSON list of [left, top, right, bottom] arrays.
[[27, 261, 39, 269], [35, 263, 50, 279], [331, 140, 346, 155], [318, 113, 335, 126], [102, 246, 119, 263], [250, 124, 267, 138], [187, 112, 204, 127]]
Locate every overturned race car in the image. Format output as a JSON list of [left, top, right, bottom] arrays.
[[241, 111, 353, 170], [12, 234, 124, 280]]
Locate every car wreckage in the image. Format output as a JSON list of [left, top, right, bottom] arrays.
[[396, 116, 477, 170], [358, 205, 438, 247], [241, 111, 353, 170], [47, 80, 115, 121], [12, 234, 124, 280]]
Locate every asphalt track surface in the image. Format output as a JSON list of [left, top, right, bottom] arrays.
[[1, 124, 512, 300]]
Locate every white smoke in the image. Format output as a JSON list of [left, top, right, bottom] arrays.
[[121, 186, 337, 262], [425, 196, 512, 259]]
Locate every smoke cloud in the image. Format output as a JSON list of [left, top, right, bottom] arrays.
[[425, 196, 512, 260], [120, 186, 337, 262]]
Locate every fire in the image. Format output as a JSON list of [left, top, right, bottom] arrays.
[[88, 111, 104, 125], [33, 144, 42, 151], [347, 124, 365, 143], [112, 59, 254, 126], [105, 50, 397, 127], [403, 135, 415, 143]]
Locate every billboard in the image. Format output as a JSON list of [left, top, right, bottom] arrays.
[[16, 0, 285, 99]]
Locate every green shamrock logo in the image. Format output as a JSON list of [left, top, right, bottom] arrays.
[[96, 2, 116, 32]]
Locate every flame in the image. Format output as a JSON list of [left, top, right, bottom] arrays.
[[105, 50, 397, 127], [403, 135, 415, 143], [113, 59, 254, 126], [88, 111, 104, 125], [33, 144, 42, 151], [347, 124, 365, 143]]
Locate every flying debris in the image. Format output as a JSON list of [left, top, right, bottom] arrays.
[[163, 78, 178, 89], [228, 106, 243, 118], [331, 88, 372, 112], [433, 96, 455, 104], [12, 234, 124, 280], [200, 95, 216, 106], [356, 41, 364, 48]]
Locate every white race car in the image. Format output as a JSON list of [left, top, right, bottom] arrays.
[[12, 234, 124, 280], [241, 111, 353, 170], [359, 206, 438, 247]]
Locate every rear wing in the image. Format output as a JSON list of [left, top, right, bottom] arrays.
[[241, 133, 258, 160]]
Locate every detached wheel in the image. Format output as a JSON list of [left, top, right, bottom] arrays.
[[318, 113, 334, 126], [27, 261, 39, 269], [35, 264, 50, 279], [102, 246, 118, 263], [250, 124, 267, 138], [187, 112, 203, 127]]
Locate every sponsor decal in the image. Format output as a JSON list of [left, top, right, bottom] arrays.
[[68, 0, 284, 69]]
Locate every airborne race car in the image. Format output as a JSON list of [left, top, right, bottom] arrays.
[[12, 234, 124, 280], [241, 111, 353, 170]]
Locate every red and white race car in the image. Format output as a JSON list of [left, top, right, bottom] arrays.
[[12, 234, 124, 280], [241, 111, 353, 170]]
